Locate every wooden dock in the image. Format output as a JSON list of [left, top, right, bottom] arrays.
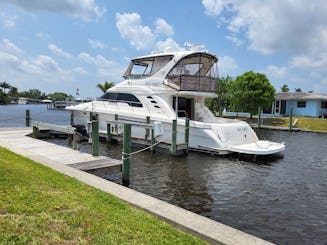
[[0, 127, 121, 176]]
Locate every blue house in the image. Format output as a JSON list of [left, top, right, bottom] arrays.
[[272, 92, 327, 118]]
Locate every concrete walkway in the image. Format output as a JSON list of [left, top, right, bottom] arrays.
[[0, 127, 274, 245]]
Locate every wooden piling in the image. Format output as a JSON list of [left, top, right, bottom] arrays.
[[106, 123, 112, 143], [151, 128, 155, 153], [73, 131, 78, 150], [289, 107, 293, 132], [145, 116, 150, 140], [122, 124, 131, 186], [170, 119, 177, 155], [91, 120, 99, 156], [70, 111, 74, 126], [26, 109, 31, 127], [184, 118, 190, 154], [257, 106, 262, 128]]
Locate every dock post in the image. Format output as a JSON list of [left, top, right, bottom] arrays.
[[257, 106, 262, 128], [106, 123, 112, 143], [122, 124, 131, 186], [170, 119, 177, 155], [289, 107, 293, 132], [73, 131, 78, 150], [92, 120, 99, 156], [70, 111, 74, 126], [145, 116, 150, 140], [151, 128, 155, 153], [184, 118, 190, 154], [25, 109, 31, 127], [114, 114, 118, 134], [32, 125, 39, 138]]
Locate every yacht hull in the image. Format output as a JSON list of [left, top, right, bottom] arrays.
[[70, 109, 285, 155]]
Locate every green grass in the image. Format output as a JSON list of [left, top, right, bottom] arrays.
[[263, 116, 327, 132], [0, 147, 207, 245]]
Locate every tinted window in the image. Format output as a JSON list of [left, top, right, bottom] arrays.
[[99, 92, 142, 107]]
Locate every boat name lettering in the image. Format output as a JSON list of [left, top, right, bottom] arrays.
[[237, 127, 248, 132]]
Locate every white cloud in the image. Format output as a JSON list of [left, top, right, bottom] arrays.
[[1, 38, 23, 53], [78, 52, 125, 81], [2, 0, 106, 21], [224, 35, 243, 46], [203, 0, 327, 93], [72, 66, 88, 75], [116, 13, 156, 51], [218, 55, 238, 76], [202, 0, 232, 17], [34, 55, 61, 72], [202, 1, 327, 55], [48, 43, 73, 58], [156, 38, 184, 52], [266, 65, 287, 79], [88, 39, 107, 49], [155, 18, 174, 36], [0, 12, 17, 28]]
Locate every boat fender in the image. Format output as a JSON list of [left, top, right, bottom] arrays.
[[153, 121, 164, 138]]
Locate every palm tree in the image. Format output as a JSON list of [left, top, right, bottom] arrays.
[[96, 81, 115, 93], [0, 81, 11, 94], [280, 84, 289, 92]]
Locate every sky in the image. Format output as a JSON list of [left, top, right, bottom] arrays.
[[1, 0, 327, 98]]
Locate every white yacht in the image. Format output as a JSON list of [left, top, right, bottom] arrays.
[[66, 46, 285, 155]]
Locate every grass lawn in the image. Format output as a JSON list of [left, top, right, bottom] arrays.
[[0, 146, 207, 245], [263, 116, 327, 132]]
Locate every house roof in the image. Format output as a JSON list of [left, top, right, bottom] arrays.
[[275, 92, 327, 101]]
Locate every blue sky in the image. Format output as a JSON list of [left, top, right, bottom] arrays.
[[1, 0, 327, 98]]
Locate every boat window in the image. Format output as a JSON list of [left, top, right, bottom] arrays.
[[99, 92, 143, 107], [123, 55, 173, 79], [166, 53, 218, 92]]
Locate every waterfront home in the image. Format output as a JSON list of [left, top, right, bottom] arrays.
[[272, 92, 327, 118]]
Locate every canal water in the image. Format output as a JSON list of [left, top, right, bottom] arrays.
[[1, 104, 327, 244]]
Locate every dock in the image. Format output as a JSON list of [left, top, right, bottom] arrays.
[[0, 127, 121, 176], [0, 127, 274, 245]]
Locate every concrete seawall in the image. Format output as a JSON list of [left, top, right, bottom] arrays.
[[0, 127, 274, 245]]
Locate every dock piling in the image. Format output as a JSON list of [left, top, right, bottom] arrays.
[[289, 107, 293, 132], [184, 118, 190, 154], [145, 116, 150, 140], [170, 119, 177, 155], [25, 109, 31, 127], [257, 107, 262, 128], [91, 120, 99, 156], [122, 124, 131, 186]]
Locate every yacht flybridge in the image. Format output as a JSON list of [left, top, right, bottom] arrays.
[[66, 46, 285, 155]]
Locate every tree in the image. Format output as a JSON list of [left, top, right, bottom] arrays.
[[280, 84, 289, 92], [229, 71, 275, 118], [0, 81, 11, 94], [97, 81, 115, 93], [47, 92, 71, 101], [8, 86, 19, 97], [206, 76, 233, 116], [294, 88, 302, 92]]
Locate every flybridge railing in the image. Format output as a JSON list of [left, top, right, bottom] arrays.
[[166, 75, 217, 92]]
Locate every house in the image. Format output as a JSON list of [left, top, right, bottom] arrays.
[[272, 92, 327, 117]]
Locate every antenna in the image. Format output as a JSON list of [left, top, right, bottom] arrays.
[[184, 42, 205, 51]]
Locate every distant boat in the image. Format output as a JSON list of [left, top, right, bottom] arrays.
[[67, 45, 285, 155]]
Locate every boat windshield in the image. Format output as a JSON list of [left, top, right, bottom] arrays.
[[123, 55, 173, 79], [166, 53, 218, 92]]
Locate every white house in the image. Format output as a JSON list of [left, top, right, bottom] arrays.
[[272, 92, 327, 118]]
